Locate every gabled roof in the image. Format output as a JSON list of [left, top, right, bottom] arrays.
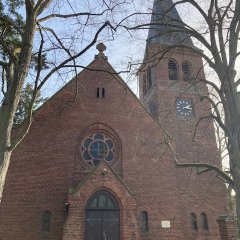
[[147, 0, 194, 48], [33, 49, 162, 130], [69, 160, 134, 196]]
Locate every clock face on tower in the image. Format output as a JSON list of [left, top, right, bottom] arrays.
[[176, 98, 194, 117]]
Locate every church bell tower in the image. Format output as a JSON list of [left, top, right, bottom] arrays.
[[138, 2, 230, 235], [139, 0, 217, 165]]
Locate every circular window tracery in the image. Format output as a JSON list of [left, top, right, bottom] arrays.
[[81, 132, 115, 166]]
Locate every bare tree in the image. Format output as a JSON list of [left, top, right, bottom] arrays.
[[120, 0, 240, 237], [0, 0, 131, 202]]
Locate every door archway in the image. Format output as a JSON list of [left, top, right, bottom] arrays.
[[85, 190, 120, 240]]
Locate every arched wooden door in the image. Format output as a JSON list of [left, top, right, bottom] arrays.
[[85, 190, 120, 240]]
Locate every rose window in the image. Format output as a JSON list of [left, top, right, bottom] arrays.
[[81, 133, 115, 166]]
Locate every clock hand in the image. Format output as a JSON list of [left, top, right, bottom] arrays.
[[183, 105, 192, 110]]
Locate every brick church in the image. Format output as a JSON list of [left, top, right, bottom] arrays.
[[0, 0, 236, 239]]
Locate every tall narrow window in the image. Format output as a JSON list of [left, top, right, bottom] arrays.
[[190, 212, 198, 231], [147, 101, 158, 117], [201, 212, 209, 231], [97, 88, 100, 98], [182, 61, 192, 81], [97, 88, 105, 98], [143, 67, 153, 96], [143, 74, 147, 96], [147, 67, 152, 89], [102, 88, 105, 98], [141, 211, 149, 233], [42, 210, 51, 232], [168, 59, 178, 80]]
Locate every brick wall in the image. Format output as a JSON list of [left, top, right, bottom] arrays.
[[217, 216, 237, 240], [0, 53, 230, 239]]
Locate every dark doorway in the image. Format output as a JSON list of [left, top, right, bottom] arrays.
[[85, 190, 120, 240]]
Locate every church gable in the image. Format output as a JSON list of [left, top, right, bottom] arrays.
[[15, 46, 168, 185], [31, 47, 162, 136]]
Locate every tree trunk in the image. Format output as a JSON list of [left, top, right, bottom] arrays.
[[0, 150, 12, 202], [0, 9, 37, 203], [0, 103, 16, 202]]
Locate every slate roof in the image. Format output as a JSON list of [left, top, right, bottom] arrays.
[[147, 0, 194, 47]]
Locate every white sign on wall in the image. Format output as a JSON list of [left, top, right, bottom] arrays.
[[161, 220, 171, 229]]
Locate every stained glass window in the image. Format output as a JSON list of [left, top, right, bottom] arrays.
[[82, 133, 115, 166]]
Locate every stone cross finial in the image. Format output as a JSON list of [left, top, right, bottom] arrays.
[[95, 43, 108, 60]]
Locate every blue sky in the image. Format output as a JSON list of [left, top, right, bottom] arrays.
[[33, 0, 152, 98], [0, 0, 239, 102]]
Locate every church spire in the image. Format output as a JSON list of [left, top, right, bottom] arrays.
[[147, 0, 194, 48]]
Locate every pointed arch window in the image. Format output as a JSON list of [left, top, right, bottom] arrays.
[[42, 210, 51, 232], [201, 212, 209, 231], [168, 59, 179, 80], [85, 190, 120, 240], [190, 212, 198, 231], [141, 211, 149, 233], [182, 61, 192, 81]]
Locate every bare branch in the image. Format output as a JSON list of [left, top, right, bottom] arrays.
[[0, 61, 7, 67], [229, 0, 240, 61], [58, 65, 130, 75], [35, 0, 52, 16], [37, 21, 115, 90], [199, 78, 221, 95], [165, 133, 234, 187], [192, 115, 212, 141], [215, 0, 229, 66], [200, 95, 227, 133], [38, 10, 109, 23], [236, 78, 240, 87]]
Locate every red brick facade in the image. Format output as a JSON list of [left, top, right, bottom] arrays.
[[217, 216, 238, 240], [0, 48, 234, 240]]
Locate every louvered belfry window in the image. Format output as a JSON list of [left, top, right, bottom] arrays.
[[168, 59, 178, 80], [182, 61, 192, 81]]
